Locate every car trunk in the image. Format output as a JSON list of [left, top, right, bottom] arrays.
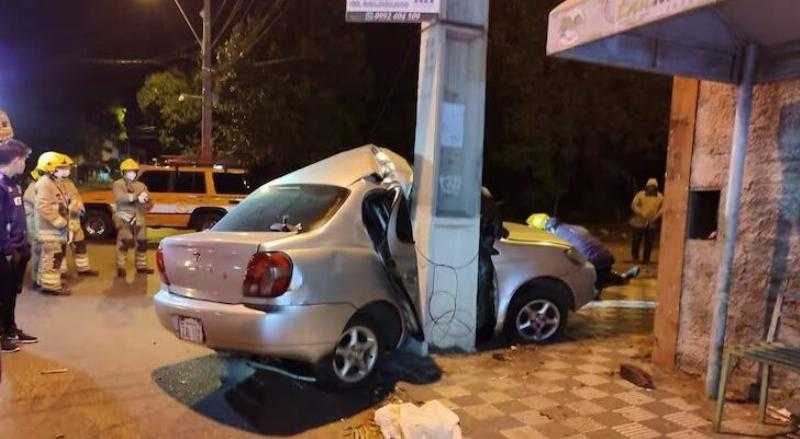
[[161, 231, 292, 304]]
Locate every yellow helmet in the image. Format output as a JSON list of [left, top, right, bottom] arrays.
[[30, 169, 41, 181], [37, 151, 69, 174], [59, 153, 75, 166], [526, 213, 551, 230], [120, 158, 140, 172]]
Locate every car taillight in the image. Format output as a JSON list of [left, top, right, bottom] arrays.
[[156, 248, 170, 285], [242, 251, 293, 298]]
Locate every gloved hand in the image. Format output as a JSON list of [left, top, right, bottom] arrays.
[[138, 192, 149, 204]]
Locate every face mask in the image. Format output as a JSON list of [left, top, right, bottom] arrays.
[[125, 171, 138, 181], [55, 169, 71, 179]]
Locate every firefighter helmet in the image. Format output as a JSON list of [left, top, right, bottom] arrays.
[[37, 151, 69, 174], [526, 213, 551, 231], [120, 158, 140, 172]]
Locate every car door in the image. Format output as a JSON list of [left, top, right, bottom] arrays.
[[362, 187, 424, 341]]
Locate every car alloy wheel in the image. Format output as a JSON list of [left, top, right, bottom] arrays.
[[332, 325, 379, 384], [515, 298, 561, 342]]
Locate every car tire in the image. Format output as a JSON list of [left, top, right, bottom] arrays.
[[317, 315, 384, 389], [83, 208, 114, 240], [193, 212, 224, 232], [505, 285, 569, 344]]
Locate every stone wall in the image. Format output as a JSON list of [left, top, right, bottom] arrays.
[[675, 79, 800, 393]]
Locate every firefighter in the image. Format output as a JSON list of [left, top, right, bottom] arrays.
[[34, 152, 72, 295], [57, 154, 98, 277], [23, 166, 42, 287], [113, 159, 154, 278]]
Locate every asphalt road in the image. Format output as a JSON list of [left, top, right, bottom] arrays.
[[0, 242, 379, 439]]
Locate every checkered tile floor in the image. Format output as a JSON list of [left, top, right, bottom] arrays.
[[388, 306, 794, 438]]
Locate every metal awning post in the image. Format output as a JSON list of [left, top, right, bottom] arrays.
[[705, 42, 759, 398]]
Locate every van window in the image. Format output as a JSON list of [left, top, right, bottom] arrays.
[[174, 171, 206, 194], [139, 171, 170, 193], [213, 173, 251, 194]]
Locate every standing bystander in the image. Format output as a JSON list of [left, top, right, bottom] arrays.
[[629, 178, 664, 264], [0, 139, 38, 353]]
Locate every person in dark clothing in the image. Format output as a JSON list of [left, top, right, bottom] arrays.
[[0, 139, 37, 353], [477, 188, 503, 340], [527, 213, 640, 292]]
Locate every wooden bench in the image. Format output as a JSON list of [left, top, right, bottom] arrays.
[[714, 288, 800, 432]]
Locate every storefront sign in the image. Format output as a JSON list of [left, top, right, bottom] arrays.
[[346, 0, 441, 23]]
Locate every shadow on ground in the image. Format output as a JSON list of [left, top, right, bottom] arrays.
[[152, 352, 441, 436]]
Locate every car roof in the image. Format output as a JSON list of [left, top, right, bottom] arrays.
[[140, 164, 246, 174], [266, 144, 412, 188]]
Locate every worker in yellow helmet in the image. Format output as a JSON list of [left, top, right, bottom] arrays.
[[33, 152, 72, 294], [23, 163, 44, 287], [528, 212, 640, 294], [113, 159, 154, 278], [56, 154, 98, 277]]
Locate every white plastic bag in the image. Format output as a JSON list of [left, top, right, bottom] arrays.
[[374, 400, 462, 439]]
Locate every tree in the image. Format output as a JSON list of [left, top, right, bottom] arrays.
[[485, 0, 670, 222], [136, 70, 200, 153], [212, 0, 370, 173]]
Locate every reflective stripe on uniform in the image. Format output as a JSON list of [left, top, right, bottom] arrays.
[[75, 253, 91, 272], [135, 251, 148, 270], [38, 241, 62, 290]]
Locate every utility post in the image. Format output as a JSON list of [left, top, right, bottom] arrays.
[[411, 0, 490, 352], [200, 0, 214, 163]]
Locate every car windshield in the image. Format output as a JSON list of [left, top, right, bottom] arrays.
[[213, 184, 350, 233], [213, 173, 252, 195]]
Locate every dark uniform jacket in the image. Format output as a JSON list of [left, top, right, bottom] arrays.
[[0, 173, 29, 256]]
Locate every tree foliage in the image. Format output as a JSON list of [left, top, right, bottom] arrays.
[[134, 0, 671, 222], [136, 70, 200, 153]]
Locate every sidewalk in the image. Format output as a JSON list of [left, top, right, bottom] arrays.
[[366, 274, 797, 439]]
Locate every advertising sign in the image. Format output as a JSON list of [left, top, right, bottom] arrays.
[[346, 0, 441, 23]]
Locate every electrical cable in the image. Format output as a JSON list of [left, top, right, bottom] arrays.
[[414, 243, 481, 344]]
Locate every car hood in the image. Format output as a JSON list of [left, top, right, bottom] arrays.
[[266, 145, 412, 190], [502, 222, 570, 248]]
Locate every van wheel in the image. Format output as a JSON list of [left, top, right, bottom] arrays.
[[317, 315, 383, 389], [505, 287, 568, 344], [84, 209, 114, 240], [193, 212, 223, 231]]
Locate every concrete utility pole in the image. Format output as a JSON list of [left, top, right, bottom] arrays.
[[200, 0, 214, 164], [412, 0, 490, 352]]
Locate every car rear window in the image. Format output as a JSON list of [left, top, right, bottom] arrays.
[[213, 173, 251, 195], [213, 184, 350, 233]]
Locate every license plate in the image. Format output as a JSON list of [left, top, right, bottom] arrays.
[[177, 317, 204, 344]]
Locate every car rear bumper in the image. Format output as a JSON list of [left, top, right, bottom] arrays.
[[154, 290, 356, 363]]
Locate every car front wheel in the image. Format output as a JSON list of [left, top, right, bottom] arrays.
[[318, 315, 383, 389], [505, 287, 568, 344]]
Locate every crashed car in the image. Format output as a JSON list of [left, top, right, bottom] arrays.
[[153, 145, 595, 387]]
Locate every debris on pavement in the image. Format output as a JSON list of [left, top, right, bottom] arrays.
[[766, 406, 795, 425], [374, 400, 462, 439], [40, 368, 69, 375], [619, 363, 655, 389], [492, 352, 509, 362]]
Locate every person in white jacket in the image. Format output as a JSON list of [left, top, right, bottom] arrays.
[[629, 178, 663, 264]]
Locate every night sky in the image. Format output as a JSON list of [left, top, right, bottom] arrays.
[[0, 0, 205, 148]]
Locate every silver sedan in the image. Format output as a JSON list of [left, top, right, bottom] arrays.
[[153, 145, 596, 388]]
